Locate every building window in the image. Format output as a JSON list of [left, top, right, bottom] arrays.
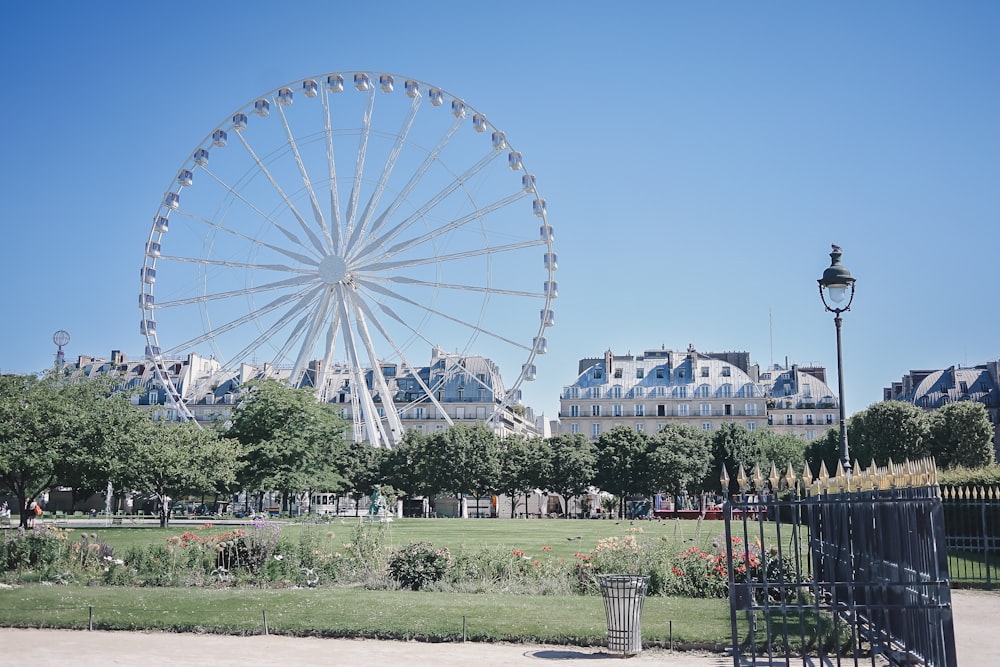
[[435, 424, 444, 432], [701, 366, 710, 377], [760, 372, 771, 381], [591, 387, 602, 398], [636, 423, 644, 433], [676, 386, 687, 398], [592, 423, 601, 438], [678, 404, 689, 416], [415, 424, 424, 432], [722, 366, 731, 377], [569, 387, 580, 399], [805, 414, 814, 425], [594, 369, 603, 379], [635, 404, 644, 417], [570, 423, 579, 434], [720, 384, 732, 398], [657, 404, 666, 417], [655, 368, 665, 379], [612, 385, 623, 399], [826, 414, 833, 424], [149, 390, 158, 404], [570, 405, 580, 417], [700, 403, 711, 416], [702, 422, 711, 431], [745, 403, 757, 416], [636, 368, 644, 379], [415, 407, 425, 419], [633, 386, 644, 398], [613, 404, 623, 417], [785, 414, 793, 425], [592, 404, 601, 417], [747, 422, 756, 431], [724, 404, 732, 416], [614, 368, 622, 379], [806, 429, 816, 440], [696, 384, 710, 398]]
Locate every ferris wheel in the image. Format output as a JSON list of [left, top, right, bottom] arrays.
[[139, 72, 556, 447]]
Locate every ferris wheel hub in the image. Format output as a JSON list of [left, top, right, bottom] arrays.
[[318, 254, 349, 285]]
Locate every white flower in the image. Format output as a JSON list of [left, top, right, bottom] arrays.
[[273, 554, 283, 561]]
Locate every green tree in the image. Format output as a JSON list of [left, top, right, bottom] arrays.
[[705, 423, 764, 494], [0, 374, 73, 527], [647, 423, 711, 497], [804, 427, 841, 479], [496, 434, 544, 518], [60, 376, 148, 510], [343, 439, 386, 516], [125, 421, 242, 527], [445, 423, 502, 515], [226, 379, 348, 512], [851, 401, 930, 467], [382, 429, 432, 502], [0, 373, 146, 527], [544, 433, 596, 517], [928, 401, 995, 469], [758, 431, 807, 479], [593, 426, 649, 518]]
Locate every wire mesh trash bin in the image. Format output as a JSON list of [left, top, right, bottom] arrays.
[[597, 574, 649, 656]]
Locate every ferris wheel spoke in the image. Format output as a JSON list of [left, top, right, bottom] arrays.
[[346, 114, 466, 261], [344, 93, 421, 255], [234, 129, 328, 257], [361, 238, 543, 273], [289, 288, 335, 385], [157, 254, 313, 275], [160, 285, 317, 357], [347, 293, 405, 440], [363, 194, 533, 267], [356, 279, 530, 351], [276, 101, 331, 254], [349, 147, 503, 264], [344, 85, 377, 242], [197, 168, 320, 258], [321, 88, 344, 254], [153, 274, 320, 310], [314, 306, 343, 402], [336, 287, 390, 446], [218, 285, 327, 371], [373, 274, 544, 299], [352, 296, 455, 427]]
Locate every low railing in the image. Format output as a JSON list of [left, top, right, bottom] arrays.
[[941, 485, 1000, 589], [724, 458, 957, 667]]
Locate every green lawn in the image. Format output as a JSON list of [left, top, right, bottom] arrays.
[[0, 585, 732, 647], [79, 516, 734, 561]]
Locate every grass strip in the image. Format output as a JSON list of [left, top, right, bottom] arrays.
[[0, 585, 732, 649]]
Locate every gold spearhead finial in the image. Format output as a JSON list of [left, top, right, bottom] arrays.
[[737, 464, 749, 493]]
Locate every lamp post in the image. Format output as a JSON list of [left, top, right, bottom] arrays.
[[818, 244, 856, 474]]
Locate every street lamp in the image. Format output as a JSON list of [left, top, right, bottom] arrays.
[[818, 244, 856, 474]]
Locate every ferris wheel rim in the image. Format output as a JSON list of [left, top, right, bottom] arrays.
[[139, 71, 557, 442]]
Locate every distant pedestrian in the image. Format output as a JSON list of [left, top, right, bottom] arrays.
[[22, 498, 36, 529]]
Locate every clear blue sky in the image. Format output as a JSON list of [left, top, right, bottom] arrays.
[[1, 1, 997, 420]]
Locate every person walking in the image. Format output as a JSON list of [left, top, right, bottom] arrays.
[[24, 497, 37, 529]]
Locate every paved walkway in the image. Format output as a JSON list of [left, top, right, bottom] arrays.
[[1, 589, 993, 666]]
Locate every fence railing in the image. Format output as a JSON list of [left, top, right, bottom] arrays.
[[941, 484, 1000, 589], [724, 458, 957, 667]]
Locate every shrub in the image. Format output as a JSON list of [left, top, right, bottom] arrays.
[[388, 542, 453, 590]]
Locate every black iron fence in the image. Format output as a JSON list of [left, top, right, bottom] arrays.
[[941, 485, 1000, 589], [724, 459, 957, 667]]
